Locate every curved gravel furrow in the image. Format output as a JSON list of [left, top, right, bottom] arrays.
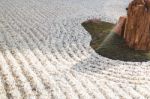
[[0, 20, 50, 99], [1, 0, 150, 98], [0, 76, 7, 99], [0, 52, 22, 99]]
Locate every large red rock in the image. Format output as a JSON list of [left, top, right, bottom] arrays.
[[124, 0, 150, 51]]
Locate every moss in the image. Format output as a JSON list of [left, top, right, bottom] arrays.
[[82, 20, 114, 49], [82, 20, 150, 62]]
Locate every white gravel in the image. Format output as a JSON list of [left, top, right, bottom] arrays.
[[0, 0, 150, 98]]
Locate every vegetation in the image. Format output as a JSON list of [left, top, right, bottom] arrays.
[[82, 20, 150, 62]]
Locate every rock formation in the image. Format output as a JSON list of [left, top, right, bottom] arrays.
[[124, 0, 150, 51]]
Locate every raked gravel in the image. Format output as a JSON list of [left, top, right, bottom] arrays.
[[0, 0, 150, 99]]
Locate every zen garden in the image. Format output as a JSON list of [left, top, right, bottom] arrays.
[[0, 0, 150, 99]]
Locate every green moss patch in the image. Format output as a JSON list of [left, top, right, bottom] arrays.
[[82, 19, 150, 62], [82, 20, 114, 49]]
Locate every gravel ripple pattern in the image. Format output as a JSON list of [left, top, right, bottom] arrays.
[[0, 0, 150, 99]]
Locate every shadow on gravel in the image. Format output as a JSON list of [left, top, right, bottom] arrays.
[[72, 53, 114, 75]]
